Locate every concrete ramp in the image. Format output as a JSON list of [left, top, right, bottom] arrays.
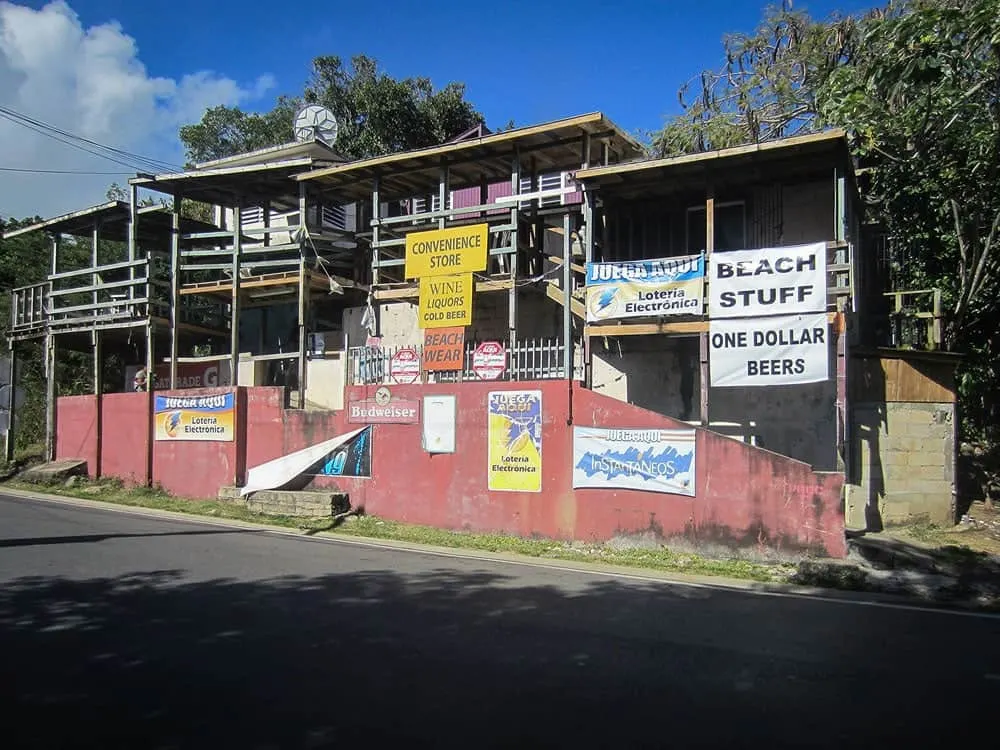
[[219, 486, 349, 518], [20, 459, 88, 484]]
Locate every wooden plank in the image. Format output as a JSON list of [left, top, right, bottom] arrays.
[[586, 312, 842, 338], [588, 320, 708, 336], [545, 255, 587, 274], [545, 281, 586, 320], [373, 277, 513, 300]]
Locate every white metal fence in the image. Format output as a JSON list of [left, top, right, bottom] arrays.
[[348, 337, 570, 385]]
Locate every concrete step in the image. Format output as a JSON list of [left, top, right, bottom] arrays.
[[20, 459, 88, 484], [219, 486, 349, 519]]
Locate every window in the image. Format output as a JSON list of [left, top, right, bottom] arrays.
[[321, 203, 347, 231], [686, 201, 746, 253], [412, 193, 452, 214], [520, 172, 568, 206], [240, 205, 264, 225]]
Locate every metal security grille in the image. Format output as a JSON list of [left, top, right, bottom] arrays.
[[348, 337, 569, 385]]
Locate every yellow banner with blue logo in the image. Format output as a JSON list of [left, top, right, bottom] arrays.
[[487, 390, 542, 493], [585, 255, 704, 322], [155, 392, 235, 442]]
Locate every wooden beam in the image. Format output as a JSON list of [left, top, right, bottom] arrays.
[[169, 194, 181, 388], [545, 281, 586, 321], [546, 254, 587, 275], [231, 200, 242, 384], [373, 277, 514, 300], [587, 312, 842, 339], [588, 320, 708, 337]]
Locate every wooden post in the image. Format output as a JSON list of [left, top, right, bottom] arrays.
[[4, 343, 16, 462], [262, 199, 271, 248], [45, 233, 59, 462], [438, 164, 448, 230], [583, 190, 596, 388], [563, 211, 572, 381], [93, 330, 102, 478], [298, 183, 309, 406], [371, 174, 381, 286], [45, 333, 56, 462], [479, 174, 488, 222], [700, 189, 715, 426], [169, 193, 181, 389], [530, 157, 540, 276], [231, 199, 243, 389], [128, 183, 138, 303], [145, 319, 155, 487], [509, 150, 520, 356], [91, 218, 100, 315]]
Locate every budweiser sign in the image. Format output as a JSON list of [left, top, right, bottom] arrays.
[[347, 398, 420, 425]]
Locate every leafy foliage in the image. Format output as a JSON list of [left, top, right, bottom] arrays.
[[179, 55, 483, 164], [821, 0, 1000, 439], [0, 217, 96, 449], [654, 0, 1000, 442], [652, 1, 872, 156]]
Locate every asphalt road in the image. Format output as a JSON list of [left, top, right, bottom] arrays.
[[1, 493, 998, 750]]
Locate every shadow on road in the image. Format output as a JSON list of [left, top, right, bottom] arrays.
[[1, 564, 997, 749], [0, 528, 258, 548]]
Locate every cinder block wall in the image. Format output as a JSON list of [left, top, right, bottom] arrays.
[[846, 353, 958, 530]]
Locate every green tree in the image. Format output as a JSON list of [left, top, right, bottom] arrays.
[[0, 217, 94, 452], [652, 0, 1000, 444], [652, 1, 871, 156], [821, 0, 1000, 439], [179, 55, 484, 164]]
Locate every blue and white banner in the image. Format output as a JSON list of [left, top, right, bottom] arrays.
[[572, 427, 696, 496], [585, 255, 704, 322]]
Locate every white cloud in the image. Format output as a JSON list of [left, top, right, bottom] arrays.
[[0, 1, 275, 220]]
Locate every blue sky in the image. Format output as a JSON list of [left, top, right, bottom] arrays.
[[1, 0, 878, 217], [36, 0, 876, 133]]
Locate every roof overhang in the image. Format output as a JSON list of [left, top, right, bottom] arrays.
[[3, 200, 218, 248], [131, 157, 334, 209], [296, 112, 645, 203], [576, 129, 853, 200], [193, 139, 345, 170]]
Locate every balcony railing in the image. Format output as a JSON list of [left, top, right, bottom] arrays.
[[348, 337, 573, 385], [10, 282, 48, 334], [880, 289, 944, 350]]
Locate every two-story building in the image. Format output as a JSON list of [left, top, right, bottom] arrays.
[[4, 112, 956, 556]]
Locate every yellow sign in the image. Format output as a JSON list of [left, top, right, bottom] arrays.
[[487, 390, 542, 493], [405, 223, 488, 279], [154, 393, 235, 442], [418, 273, 473, 329]]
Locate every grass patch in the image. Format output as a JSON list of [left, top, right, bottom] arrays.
[[3, 476, 786, 584], [3, 477, 329, 532]]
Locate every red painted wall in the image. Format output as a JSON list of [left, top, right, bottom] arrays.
[[151, 388, 244, 499], [260, 382, 845, 557], [99, 393, 150, 485], [55, 395, 98, 477], [62, 381, 846, 557]]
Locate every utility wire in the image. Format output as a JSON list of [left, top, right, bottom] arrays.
[[0, 166, 133, 175], [0, 105, 182, 172], [0, 105, 183, 173]]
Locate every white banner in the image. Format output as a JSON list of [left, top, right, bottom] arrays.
[[708, 242, 826, 318], [709, 313, 830, 387], [572, 427, 696, 496], [241, 427, 365, 496]]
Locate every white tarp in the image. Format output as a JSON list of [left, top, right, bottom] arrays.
[[709, 312, 830, 387], [572, 427, 696, 496], [708, 242, 827, 318], [240, 427, 365, 497]]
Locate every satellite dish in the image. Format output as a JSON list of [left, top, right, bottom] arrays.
[[294, 105, 339, 148]]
